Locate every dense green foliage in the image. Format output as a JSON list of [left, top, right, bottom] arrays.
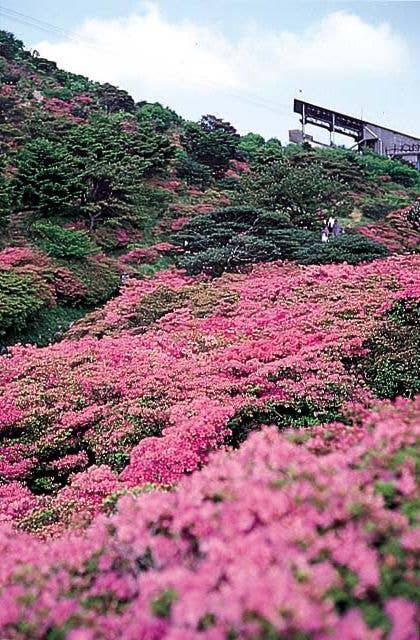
[[225, 399, 344, 448], [173, 205, 389, 275], [294, 233, 390, 265], [181, 114, 240, 178], [31, 221, 97, 258], [65, 255, 120, 306], [13, 115, 174, 228], [236, 131, 265, 160], [175, 152, 212, 189], [14, 138, 77, 216], [362, 299, 420, 399], [235, 145, 352, 227], [357, 151, 420, 188], [137, 101, 182, 131], [0, 269, 46, 338], [4, 304, 87, 348]]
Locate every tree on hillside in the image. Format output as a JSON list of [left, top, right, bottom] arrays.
[[237, 132, 265, 161], [181, 115, 240, 178], [13, 114, 174, 228], [67, 115, 174, 228], [96, 83, 136, 114], [136, 101, 182, 131], [237, 146, 350, 227], [14, 138, 78, 216], [0, 31, 28, 61]]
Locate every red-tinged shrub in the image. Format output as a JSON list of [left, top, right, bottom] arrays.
[[194, 203, 216, 214], [44, 97, 73, 114], [115, 228, 132, 247], [358, 206, 420, 253], [150, 242, 178, 253], [224, 168, 240, 179], [74, 94, 93, 105], [0, 247, 48, 269], [158, 179, 182, 191], [119, 119, 138, 133], [0, 84, 12, 95], [0, 397, 418, 638], [229, 158, 251, 174], [52, 266, 87, 302], [170, 217, 190, 231], [119, 247, 159, 266], [0, 246, 87, 304], [63, 221, 85, 230]]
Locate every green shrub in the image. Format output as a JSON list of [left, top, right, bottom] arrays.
[[293, 233, 390, 265], [225, 399, 344, 448], [357, 151, 420, 188], [176, 154, 212, 189], [361, 299, 420, 399], [0, 270, 47, 341], [5, 304, 88, 347], [180, 238, 279, 276], [237, 132, 265, 161], [360, 194, 411, 220], [32, 221, 97, 258], [136, 101, 182, 131], [66, 255, 120, 306], [173, 206, 389, 275]]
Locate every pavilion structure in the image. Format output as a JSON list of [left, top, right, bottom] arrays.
[[289, 99, 420, 168]]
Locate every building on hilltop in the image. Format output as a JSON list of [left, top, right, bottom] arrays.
[[290, 99, 420, 168]]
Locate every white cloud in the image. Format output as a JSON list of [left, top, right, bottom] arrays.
[[284, 11, 408, 75], [33, 3, 410, 136], [35, 2, 240, 94]]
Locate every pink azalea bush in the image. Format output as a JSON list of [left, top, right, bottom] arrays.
[[0, 397, 418, 638], [358, 207, 420, 253]]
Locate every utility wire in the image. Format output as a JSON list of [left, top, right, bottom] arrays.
[[0, 5, 98, 45], [0, 4, 293, 117]]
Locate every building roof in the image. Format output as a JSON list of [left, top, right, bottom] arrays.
[[294, 99, 420, 142]]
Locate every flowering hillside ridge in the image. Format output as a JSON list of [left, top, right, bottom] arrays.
[[0, 254, 418, 537]]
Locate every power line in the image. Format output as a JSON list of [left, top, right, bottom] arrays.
[[0, 4, 292, 118], [0, 5, 98, 45]]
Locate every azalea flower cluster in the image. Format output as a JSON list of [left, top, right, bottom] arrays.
[[0, 255, 418, 534], [119, 243, 179, 269], [0, 397, 418, 639], [358, 206, 420, 253], [43, 94, 93, 123]]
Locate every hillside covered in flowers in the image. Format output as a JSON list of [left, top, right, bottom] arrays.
[[0, 29, 419, 640]]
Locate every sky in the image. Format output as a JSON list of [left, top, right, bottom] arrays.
[[1, 1, 419, 142]]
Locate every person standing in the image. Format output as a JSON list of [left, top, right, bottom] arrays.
[[332, 219, 342, 237]]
